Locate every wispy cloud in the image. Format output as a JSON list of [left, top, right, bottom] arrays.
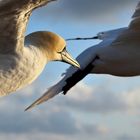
[[53, 78, 140, 114], [117, 134, 138, 140], [0, 83, 108, 138], [0, 76, 140, 140]]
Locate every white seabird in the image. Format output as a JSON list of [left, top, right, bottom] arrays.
[[0, 0, 80, 96], [25, 1, 140, 111]]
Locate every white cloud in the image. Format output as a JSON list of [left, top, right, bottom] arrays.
[[0, 73, 140, 140], [0, 86, 108, 139], [54, 78, 140, 114], [117, 134, 138, 140]]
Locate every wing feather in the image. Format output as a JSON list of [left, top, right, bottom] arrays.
[[0, 0, 55, 54]]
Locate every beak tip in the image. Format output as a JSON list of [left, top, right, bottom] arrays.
[[61, 50, 81, 69], [70, 60, 80, 69], [75, 63, 81, 69]]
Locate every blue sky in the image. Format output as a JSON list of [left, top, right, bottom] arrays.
[[0, 0, 140, 140]]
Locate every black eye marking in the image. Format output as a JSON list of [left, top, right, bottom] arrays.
[[58, 46, 66, 53], [62, 47, 66, 52]]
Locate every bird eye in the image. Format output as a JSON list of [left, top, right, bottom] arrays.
[[62, 47, 66, 52], [58, 46, 66, 53]]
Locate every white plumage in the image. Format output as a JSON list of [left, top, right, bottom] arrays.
[[25, 1, 140, 110], [0, 1, 80, 96]]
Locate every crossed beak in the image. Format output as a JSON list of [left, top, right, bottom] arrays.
[[61, 49, 80, 68]]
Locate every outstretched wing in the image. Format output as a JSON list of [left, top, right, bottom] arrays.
[[0, 0, 55, 54], [25, 41, 109, 111], [112, 2, 140, 44]]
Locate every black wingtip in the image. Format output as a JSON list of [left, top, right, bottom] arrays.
[[62, 90, 67, 95]]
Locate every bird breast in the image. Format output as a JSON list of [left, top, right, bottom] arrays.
[[0, 47, 47, 96]]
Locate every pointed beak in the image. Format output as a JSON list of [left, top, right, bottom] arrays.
[[61, 49, 80, 68]]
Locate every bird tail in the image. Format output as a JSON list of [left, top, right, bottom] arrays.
[[25, 80, 65, 111]]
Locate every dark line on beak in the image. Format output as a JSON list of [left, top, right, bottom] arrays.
[[62, 55, 99, 95]]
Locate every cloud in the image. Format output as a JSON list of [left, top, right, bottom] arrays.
[[0, 105, 78, 134], [117, 134, 139, 140], [34, 0, 139, 23], [0, 75, 140, 140], [0, 78, 140, 140], [80, 123, 109, 135], [0, 89, 107, 138], [55, 82, 126, 113], [54, 79, 140, 114]]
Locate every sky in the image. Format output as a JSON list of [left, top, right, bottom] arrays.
[[0, 0, 140, 140]]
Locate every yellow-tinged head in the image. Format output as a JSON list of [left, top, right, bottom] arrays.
[[25, 31, 80, 68]]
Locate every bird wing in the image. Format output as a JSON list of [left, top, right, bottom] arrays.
[[25, 39, 114, 111], [25, 46, 96, 111], [0, 0, 55, 54], [112, 2, 140, 45]]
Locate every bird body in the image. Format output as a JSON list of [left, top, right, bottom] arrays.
[[92, 42, 140, 76], [25, 1, 140, 110], [0, 30, 80, 96], [0, 45, 46, 96], [0, 0, 80, 97]]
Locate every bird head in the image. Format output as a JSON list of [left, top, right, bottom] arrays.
[[25, 31, 80, 68]]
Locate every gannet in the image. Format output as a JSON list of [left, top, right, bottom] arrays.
[[25, 1, 140, 111], [0, 0, 80, 96]]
